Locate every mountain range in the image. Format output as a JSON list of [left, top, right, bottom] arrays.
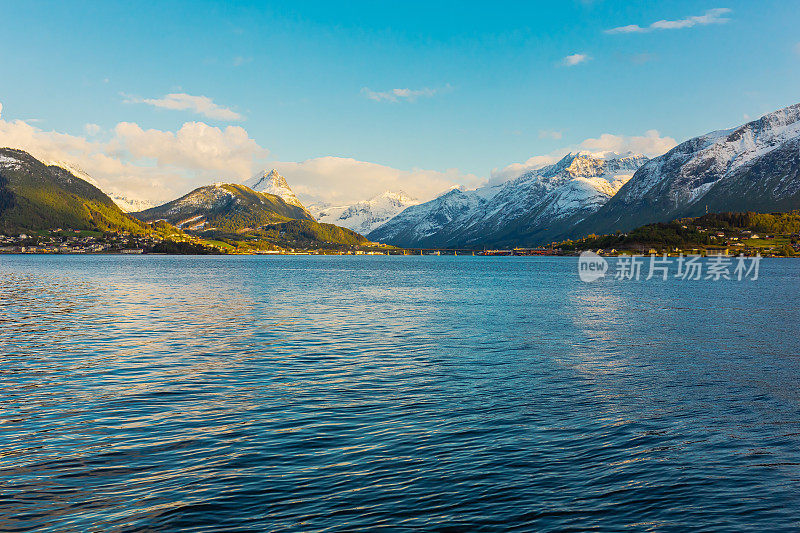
[[3, 102, 800, 249], [368, 152, 647, 248], [370, 102, 800, 248], [310, 191, 419, 235], [570, 103, 800, 238], [133, 180, 369, 248], [0, 150, 369, 250]]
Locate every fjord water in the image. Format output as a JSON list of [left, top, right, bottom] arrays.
[[2, 255, 800, 531]]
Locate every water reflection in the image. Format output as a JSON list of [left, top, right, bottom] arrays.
[[1, 255, 800, 531]]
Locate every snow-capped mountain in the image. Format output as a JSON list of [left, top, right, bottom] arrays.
[[310, 191, 419, 235], [573, 102, 800, 237], [244, 169, 305, 207], [1, 148, 148, 234], [44, 160, 154, 212], [107, 195, 155, 213], [368, 152, 647, 248], [134, 182, 313, 231]]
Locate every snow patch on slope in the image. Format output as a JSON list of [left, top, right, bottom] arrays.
[[0, 154, 23, 169], [622, 103, 800, 206], [368, 152, 648, 246], [311, 191, 419, 234], [245, 169, 305, 208]]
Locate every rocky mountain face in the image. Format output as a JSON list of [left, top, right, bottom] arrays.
[[310, 191, 419, 235], [0, 148, 148, 234], [368, 152, 647, 248], [134, 183, 314, 233], [571, 102, 800, 238], [244, 169, 313, 215]]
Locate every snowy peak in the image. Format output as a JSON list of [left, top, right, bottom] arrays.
[[730, 102, 800, 142], [525, 152, 647, 182], [108, 195, 155, 213], [577, 101, 800, 236], [375, 190, 416, 204], [244, 169, 306, 210], [368, 152, 649, 247], [45, 160, 100, 187], [135, 182, 314, 231], [312, 191, 419, 235]]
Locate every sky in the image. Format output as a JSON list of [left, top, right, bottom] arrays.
[[0, 0, 799, 205]]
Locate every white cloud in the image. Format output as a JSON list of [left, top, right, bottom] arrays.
[[0, 100, 480, 206], [0, 103, 268, 202], [491, 155, 561, 184], [578, 130, 677, 155], [84, 123, 101, 136], [233, 56, 252, 67], [490, 130, 677, 183], [538, 130, 563, 140], [606, 8, 731, 34], [562, 53, 591, 66], [109, 122, 266, 176], [123, 92, 244, 121], [361, 86, 446, 103], [269, 156, 485, 205]]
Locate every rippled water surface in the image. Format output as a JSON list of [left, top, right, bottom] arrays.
[[2, 255, 800, 531]]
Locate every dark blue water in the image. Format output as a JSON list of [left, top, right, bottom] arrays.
[[1, 255, 800, 531]]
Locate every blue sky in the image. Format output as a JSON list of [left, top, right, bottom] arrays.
[[0, 0, 798, 203]]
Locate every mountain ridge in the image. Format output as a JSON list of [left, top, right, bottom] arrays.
[[243, 169, 314, 217], [134, 182, 314, 233], [0, 147, 151, 234], [368, 152, 647, 248], [311, 191, 419, 235], [568, 102, 800, 238]]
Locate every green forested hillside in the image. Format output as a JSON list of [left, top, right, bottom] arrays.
[[560, 211, 800, 255], [0, 148, 149, 234], [135, 183, 372, 249], [255, 219, 369, 246], [0, 147, 374, 251], [134, 183, 314, 231]]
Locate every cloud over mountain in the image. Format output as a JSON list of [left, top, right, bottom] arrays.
[[270, 156, 484, 205], [490, 130, 677, 183], [0, 101, 480, 206], [0, 103, 266, 202]]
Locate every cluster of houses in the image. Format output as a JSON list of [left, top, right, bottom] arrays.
[[0, 230, 158, 254], [588, 227, 800, 257]]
